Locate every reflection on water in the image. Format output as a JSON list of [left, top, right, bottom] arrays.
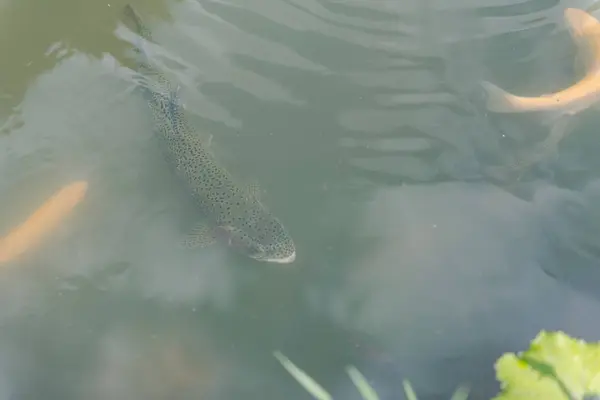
[[3, 0, 600, 398]]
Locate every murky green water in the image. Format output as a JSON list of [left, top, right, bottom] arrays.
[[3, 0, 600, 398]]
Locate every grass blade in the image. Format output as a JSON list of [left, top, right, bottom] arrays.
[[346, 366, 380, 400], [402, 380, 419, 400], [274, 351, 333, 400], [450, 386, 470, 400]]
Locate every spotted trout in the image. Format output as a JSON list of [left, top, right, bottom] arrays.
[[122, 5, 296, 264]]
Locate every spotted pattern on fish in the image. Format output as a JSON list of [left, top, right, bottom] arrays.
[[122, 5, 296, 263]]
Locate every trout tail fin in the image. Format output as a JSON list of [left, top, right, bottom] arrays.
[[123, 4, 153, 42], [480, 81, 524, 113]]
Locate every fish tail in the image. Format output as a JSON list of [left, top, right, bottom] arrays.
[[480, 81, 523, 113], [123, 4, 153, 42]]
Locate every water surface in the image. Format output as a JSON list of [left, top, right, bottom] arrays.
[[2, 0, 600, 398]]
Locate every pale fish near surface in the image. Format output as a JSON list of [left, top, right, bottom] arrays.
[[481, 8, 600, 177]]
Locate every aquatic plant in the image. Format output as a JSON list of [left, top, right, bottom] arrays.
[[492, 331, 600, 400], [273, 351, 468, 400], [275, 331, 600, 400]]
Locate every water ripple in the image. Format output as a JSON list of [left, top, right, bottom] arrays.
[[1, 0, 591, 397]]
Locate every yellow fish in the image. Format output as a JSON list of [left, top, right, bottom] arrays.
[[481, 8, 600, 176], [0, 181, 88, 264], [483, 8, 600, 115]]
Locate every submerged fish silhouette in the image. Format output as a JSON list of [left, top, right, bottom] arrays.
[[122, 5, 296, 264], [481, 8, 600, 176], [0, 181, 88, 264]]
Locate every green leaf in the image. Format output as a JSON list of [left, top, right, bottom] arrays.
[[493, 331, 600, 400]]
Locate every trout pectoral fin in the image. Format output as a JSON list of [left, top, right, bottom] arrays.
[[180, 223, 217, 249]]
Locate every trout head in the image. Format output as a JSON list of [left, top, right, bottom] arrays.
[[219, 205, 296, 264]]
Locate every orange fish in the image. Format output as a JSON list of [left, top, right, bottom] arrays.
[[0, 180, 88, 264], [482, 8, 600, 115], [481, 8, 600, 178]]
